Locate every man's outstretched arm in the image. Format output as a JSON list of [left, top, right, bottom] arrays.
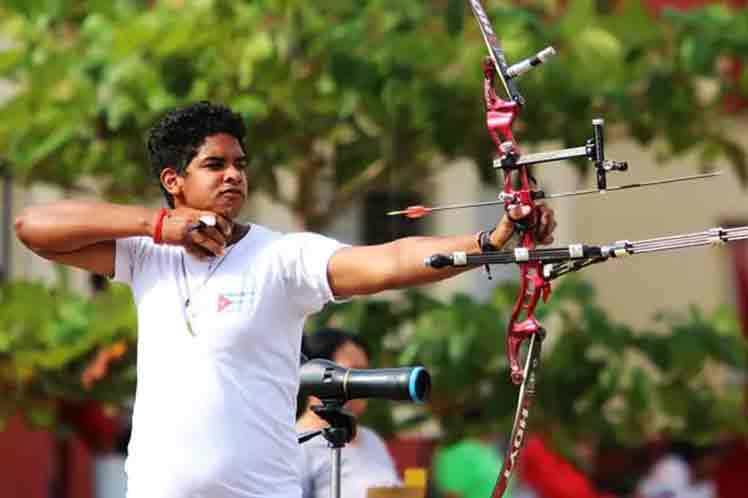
[[328, 204, 556, 297]]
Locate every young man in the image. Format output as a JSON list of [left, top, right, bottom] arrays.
[[15, 102, 556, 498]]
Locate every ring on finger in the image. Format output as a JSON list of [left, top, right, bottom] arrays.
[[199, 215, 216, 227], [188, 215, 217, 232]]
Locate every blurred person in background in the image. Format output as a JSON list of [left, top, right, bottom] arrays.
[[15, 101, 556, 498], [296, 327, 401, 498], [636, 441, 721, 498]]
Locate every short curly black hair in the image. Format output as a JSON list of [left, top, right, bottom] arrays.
[[146, 101, 247, 207]]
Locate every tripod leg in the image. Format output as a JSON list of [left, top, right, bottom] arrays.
[[330, 447, 342, 498]]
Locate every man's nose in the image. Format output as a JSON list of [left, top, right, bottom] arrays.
[[224, 164, 244, 183]]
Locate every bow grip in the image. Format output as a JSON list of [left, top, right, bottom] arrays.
[[507, 194, 537, 234]]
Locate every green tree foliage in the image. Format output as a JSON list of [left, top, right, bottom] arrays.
[[310, 277, 748, 453], [0, 281, 136, 431], [1, 274, 743, 456], [0, 1, 746, 229]]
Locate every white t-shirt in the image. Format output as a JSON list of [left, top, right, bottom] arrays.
[[113, 224, 346, 498], [300, 426, 401, 498]]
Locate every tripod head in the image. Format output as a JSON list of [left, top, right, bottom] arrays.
[[297, 400, 357, 449], [313, 403, 357, 448]]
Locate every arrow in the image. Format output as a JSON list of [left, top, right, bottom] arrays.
[[387, 199, 510, 218], [387, 172, 721, 219]]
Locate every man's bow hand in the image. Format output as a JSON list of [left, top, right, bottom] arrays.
[[491, 202, 557, 248]]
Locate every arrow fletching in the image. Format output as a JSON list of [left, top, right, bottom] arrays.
[[387, 205, 433, 219], [387, 199, 513, 218]]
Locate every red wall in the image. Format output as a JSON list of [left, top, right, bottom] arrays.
[[0, 415, 93, 498]]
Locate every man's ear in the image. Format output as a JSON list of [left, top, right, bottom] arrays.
[[160, 167, 182, 197]]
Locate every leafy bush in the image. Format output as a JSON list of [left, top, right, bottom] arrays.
[[0, 280, 137, 432], [310, 277, 748, 452], [1, 275, 744, 454]]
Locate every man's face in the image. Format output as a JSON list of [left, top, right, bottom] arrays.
[[175, 133, 249, 219]]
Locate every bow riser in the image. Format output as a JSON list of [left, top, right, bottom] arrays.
[[484, 60, 520, 154], [485, 52, 547, 387]]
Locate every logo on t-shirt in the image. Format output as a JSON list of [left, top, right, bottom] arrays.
[[217, 291, 254, 313]]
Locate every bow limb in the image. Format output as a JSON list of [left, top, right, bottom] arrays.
[[492, 332, 543, 498]]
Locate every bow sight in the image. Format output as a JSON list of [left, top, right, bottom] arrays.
[[498, 118, 629, 192]]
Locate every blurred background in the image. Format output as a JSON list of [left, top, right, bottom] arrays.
[[0, 0, 747, 497]]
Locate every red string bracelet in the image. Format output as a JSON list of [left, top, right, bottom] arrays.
[[152, 208, 169, 244]]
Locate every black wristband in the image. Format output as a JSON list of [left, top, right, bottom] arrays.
[[477, 229, 500, 252]]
